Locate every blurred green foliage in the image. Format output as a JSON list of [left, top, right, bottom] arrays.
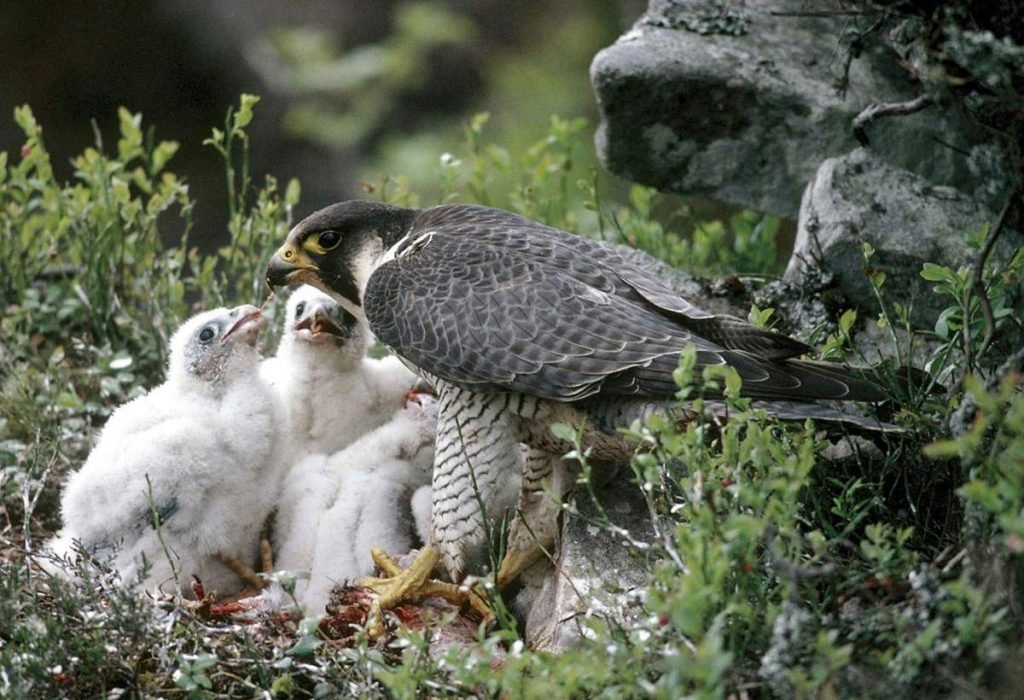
[[366, 110, 784, 277], [268, 2, 478, 149], [614, 185, 781, 275], [259, 1, 619, 206], [0, 95, 295, 532]]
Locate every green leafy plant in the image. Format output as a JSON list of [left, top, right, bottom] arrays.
[[203, 94, 301, 308], [1, 105, 192, 374], [919, 235, 1024, 386], [817, 307, 859, 362], [172, 653, 217, 692]]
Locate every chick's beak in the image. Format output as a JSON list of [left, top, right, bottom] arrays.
[[222, 305, 263, 345], [267, 243, 318, 289], [295, 310, 347, 340]]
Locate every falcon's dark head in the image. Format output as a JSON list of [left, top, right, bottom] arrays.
[[266, 200, 418, 318]]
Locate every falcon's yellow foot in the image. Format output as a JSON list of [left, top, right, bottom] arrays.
[[357, 546, 491, 638], [496, 543, 546, 589]]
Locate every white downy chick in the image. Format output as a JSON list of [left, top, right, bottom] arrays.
[[260, 284, 419, 457], [262, 285, 421, 581], [297, 395, 439, 613], [48, 305, 283, 597]]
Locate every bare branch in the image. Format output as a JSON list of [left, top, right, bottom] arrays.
[[833, 13, 888, 98], [853, 94, 935, 145], [957, 184, 1021, 388]]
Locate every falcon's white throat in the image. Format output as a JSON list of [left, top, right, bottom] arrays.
[[346, 236, 386, 323]]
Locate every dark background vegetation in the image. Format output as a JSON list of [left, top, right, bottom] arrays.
[[0, 0, 645, 247]]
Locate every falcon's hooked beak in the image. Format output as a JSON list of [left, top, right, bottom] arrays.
[[266, 243, 320, 289]]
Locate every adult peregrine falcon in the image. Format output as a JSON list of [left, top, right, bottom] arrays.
[[266, 201, 892, 620]]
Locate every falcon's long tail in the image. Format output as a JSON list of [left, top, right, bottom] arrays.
[[704, 399, 901, 433], [720, 353, 928, 403]]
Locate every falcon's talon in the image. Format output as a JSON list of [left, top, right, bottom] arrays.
[[357, 546, 494, 637], [369, 546, 405, 577], [357, 546, 439, 609]]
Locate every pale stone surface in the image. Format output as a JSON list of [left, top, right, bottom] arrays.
[[785, 148, 1021, 330], [524, 469, 657, 651], [591, 0, 982, 217]]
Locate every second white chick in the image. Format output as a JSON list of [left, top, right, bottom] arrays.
[[295, 395, 439, 613], [49, 305, 283, 597], [263, 285, 422, 590], [260, 284, 419, 456]]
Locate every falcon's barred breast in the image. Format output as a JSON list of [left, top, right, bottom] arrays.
[[266, 200, 894, 614]]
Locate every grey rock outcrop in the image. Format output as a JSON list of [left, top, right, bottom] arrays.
[[591, 0, 978, 218], [785, 148, 1021, 331], [523, 470, 656, 651]]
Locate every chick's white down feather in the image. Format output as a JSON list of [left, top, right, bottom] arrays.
[[49, 305, 285, 596], [260, 285, 419, 457], [264, 286, 429, 609], [297, 396, 439, 612]]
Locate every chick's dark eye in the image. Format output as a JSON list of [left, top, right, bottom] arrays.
[[318, 230, 341, 250], [198, 326, 216, 343], [294, 301, 306, 318]]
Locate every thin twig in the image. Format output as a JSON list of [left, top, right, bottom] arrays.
[[765, 526, 836, 597], [853, 94, 935, 145], [972, 188, 1019, 361], [146, 473, 182, 591], [929, 134, 972, 157], [22, 435, 58, 555], [640, 454, 688, 575], [513, 511, 586, 603], [834, 14, 888, 98], [958, 185, 1021, 389], [453, 411, 501, 575]]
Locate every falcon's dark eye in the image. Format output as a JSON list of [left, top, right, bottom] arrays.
[[198, 326, 217, 344], [294, 301, 306, 318], [318, 230, 341, 250]]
